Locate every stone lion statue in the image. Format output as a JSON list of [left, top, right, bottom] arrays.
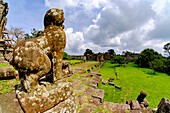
[[9, 8, 66, 92]]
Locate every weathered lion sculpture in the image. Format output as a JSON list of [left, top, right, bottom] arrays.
[[9, 8, 66, 92]]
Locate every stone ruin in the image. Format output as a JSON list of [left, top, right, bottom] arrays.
[[0, 0, 18, 79], [0, 0, 8, 63], [5, 8, 76, 112], [0, 1, 170, 112]]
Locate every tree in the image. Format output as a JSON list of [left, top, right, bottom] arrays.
[[25, 28, 43, 40], [135, 48, 163, 68], [150, 58, 165, 74], [84, 49, 93, 56], [163, 43, 170, 56], [108, 49, 116, 55], [111, 55, 126, 65], [63, 52, 71, 60], [8, 26, 25, 43]]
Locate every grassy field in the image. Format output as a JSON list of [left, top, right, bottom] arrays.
[[0, 79, 18, 94], [65, 59, 83, 65], [98, 61, 170, 108]]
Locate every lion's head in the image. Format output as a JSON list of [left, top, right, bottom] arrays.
[[44, 8, 64, 28]]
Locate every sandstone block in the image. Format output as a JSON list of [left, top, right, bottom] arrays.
[[131, 100, 141, 110], [157, 98, 170, 113], [92, 89, 104, 103], [16, 82, 73, 113]]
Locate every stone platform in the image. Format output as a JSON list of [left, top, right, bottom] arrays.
[[16, 82, 76, 113]]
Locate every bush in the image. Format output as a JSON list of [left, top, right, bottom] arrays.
[[111, 55, 127, 65], [135, 48, 163, 68]]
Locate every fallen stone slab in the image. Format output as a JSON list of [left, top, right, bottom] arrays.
[[126, 100, 132, 105], [115, 85, 122, 89], [84, 87, 95, 96], [152, 108, 157, 113], [75, 95, 87, 106], [102, 80, 107, 85], [88, 97, 101, 106], [130, 109, 153, 113], [79, 105, 97, 113], [74, 84, 87, 94], [87, 80, 98, 88], [108, 82, 115, 86], [0, 67, 18, 79], [92, 75, 101, 84], [131, 100, 141, 110], [108, 77, 114, 82], [96, 73, 101, 76], [157, 98, 170, 113], [92, 89, 104, 103], [103, 101, 130, 113], [72, 80, 82, 87], [137, 91, 147, 104]]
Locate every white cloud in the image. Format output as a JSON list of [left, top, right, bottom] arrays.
[[46, 0, 170, 55], [45, 0, 108, 10], [65, 28, 85, 55], [151, 0, 167, 16]]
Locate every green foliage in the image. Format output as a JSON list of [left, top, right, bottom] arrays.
[[111, 55, 126, 65], [0, 79, 18, 94], [25, 28, 43, 40], [84, 48, 93, 56], [63, 52, 71, 60], [0, 63, 9, 68], [164, 58, 170, 75], [135, 48, 170, 75], [163, 42, 170, 56], [150, 58, 166, 74], [135, 48, 162, 68], [98, 61, 170, 108], [108, 49, 116, 55]]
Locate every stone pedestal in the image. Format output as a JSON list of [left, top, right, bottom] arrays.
[[16, 82, 77, 113]]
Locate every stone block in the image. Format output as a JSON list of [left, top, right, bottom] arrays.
[[103, 101, 130, 113], [102, 80, 107, 85], [108, 82, 115, 86], [88, 97, 101, 106], [84, 87, 95, 96], [79, 105, 96, 113], [157, 98, 170, 113], [92, 89, 104, 103], [75, 95, 87, 106], [137, 91, 147, 104], [44, 95, 76, 113], [108, 77, 114, 82], [115, 85, 122, 89], [131, 100, 141, 110], [16, 82, 73, 113]]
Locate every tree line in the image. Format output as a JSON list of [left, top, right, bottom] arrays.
[[135, 47, 170, 75], [7, 26, 170, 75]]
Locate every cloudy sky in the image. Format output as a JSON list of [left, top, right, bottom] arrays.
[[4, 0, 170, 55]]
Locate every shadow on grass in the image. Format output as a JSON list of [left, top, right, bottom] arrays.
[[0, 76, 16, 80], [108, 65, 123, 68], [146, 71, 157, 76]]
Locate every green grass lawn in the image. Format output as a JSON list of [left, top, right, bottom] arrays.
[[98, 61, 170, 108], [65, 59, 83, 65], [0, 79, 18, 94]]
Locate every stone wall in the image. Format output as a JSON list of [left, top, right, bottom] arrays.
[[0, 0, 8, 39]]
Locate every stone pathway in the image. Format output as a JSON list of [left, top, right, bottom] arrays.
[[68, 61, 153, 113]]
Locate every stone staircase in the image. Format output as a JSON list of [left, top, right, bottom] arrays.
[[68, 61, 154, 113]]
